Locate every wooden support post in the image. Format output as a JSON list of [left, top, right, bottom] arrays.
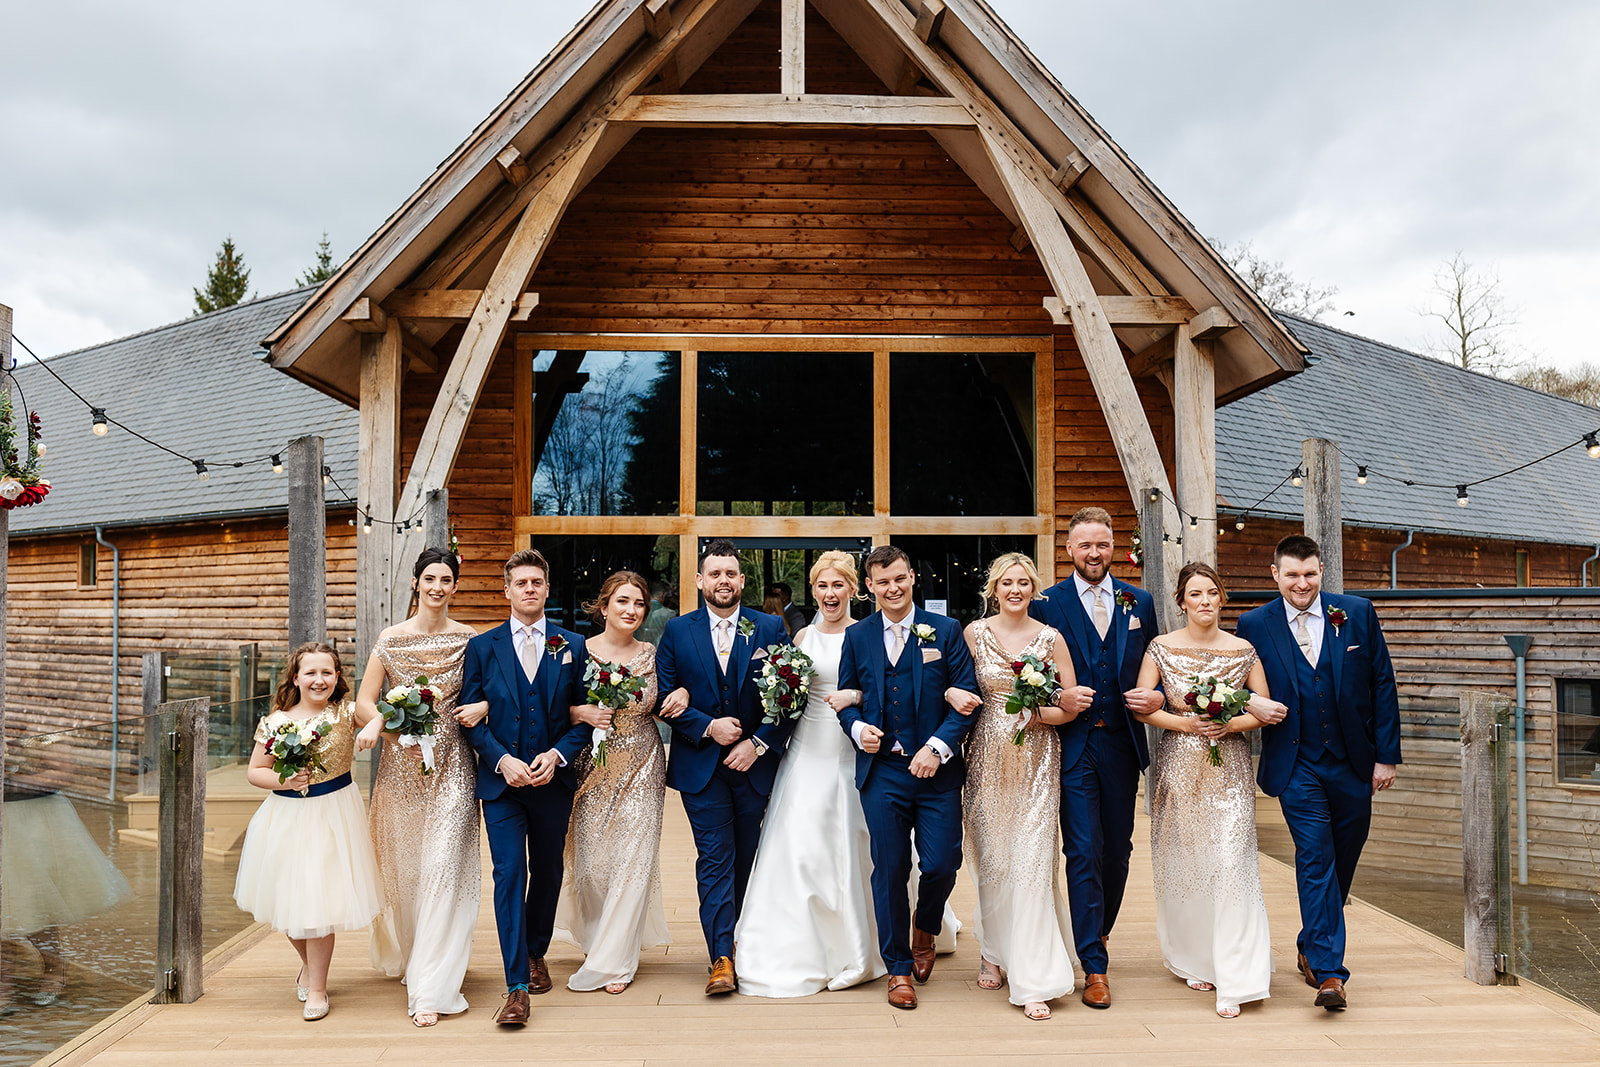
[[1461, 691, 1512, 986], [1174, 324, 1216, 565], [0, 302, 10, 953], [153, 697, 208, 1004], [140, 651, 167, 796], [357, 321, 402, 659], [423, 488, 450, 551], [1301, 438, 1344, 594], [1140, 489, 1176, 814], [286, 435, 327, 647], [390, 127, 606, 615], [780, 0, 805, 95]]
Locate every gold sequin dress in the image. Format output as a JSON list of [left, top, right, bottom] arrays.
[[552, 645, 671, 989], [233, 701, 382, 939], [366, 631, 480, 1018], [1147, 643, 1273, 1011], [962, 621, 1076, 1006]]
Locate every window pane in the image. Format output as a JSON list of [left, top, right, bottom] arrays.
[[697, 352, 873, 516], [890, 353, 1035, 516], [1556, 678, 1600, 783], [530, 350, 679, 516], [534, 534, 681, 639], [893, 534, 1038, 625]]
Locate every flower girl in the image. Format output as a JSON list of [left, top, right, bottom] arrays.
[[234, 642, 383, 1021]]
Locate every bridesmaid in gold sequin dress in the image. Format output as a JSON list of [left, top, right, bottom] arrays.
[[554, 571, 672, 993], [355, 548, 487, 1028], [1134, 561, 1288, 1019], [962, 552, 1079, 1022]]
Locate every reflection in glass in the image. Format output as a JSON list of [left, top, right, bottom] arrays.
[[530, 351, 679, 516], [688, 538, 874, 622], [891, 353, 1036, 516], [892, 535, 1037, 625], [1556, 678, 1600, 782], [533, 534, 682, 638], [697, 352, 872, 516]]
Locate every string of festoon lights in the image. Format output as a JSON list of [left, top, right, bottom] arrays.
[[10, 334, 430, 533], [12, 333, 1600, 538]]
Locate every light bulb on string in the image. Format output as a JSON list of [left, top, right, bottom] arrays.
[[362, 511, 373, 534], [1356, 466, 1368, 484], [271, 453, 284, 474], [1586, 432, 1600, 459], [1456, 485, 1470, 507], [1189, 515, 1198, 530], [194, 459, 209, 482], [322, 465, 331, 485], [91, 408, 109, 436], [1235, 518, 1245, 531], [1291, 466, 1304, 488]]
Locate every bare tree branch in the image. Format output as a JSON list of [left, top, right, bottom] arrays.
[[1420, 252, 1526, 376], [1209, 238, 1340, 321]]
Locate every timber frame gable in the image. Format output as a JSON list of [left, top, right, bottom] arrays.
[[260, 0, 1309, 625]]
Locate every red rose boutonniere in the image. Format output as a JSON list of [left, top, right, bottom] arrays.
[[546, 633, 568, 659], [1115, 589, 1137, 615], [1326, 607, 1347, 637]]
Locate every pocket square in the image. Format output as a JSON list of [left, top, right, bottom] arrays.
[[922, 647, 942, 663], [561, 651, 573, 664], [752, 647, 769, 659], [1347, 644, 1360, 651], [1128, 617, 1142, 631]]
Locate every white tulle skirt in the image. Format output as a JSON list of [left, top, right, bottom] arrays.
[[2, 792, 131, 936], [234, 782, 383, 939]]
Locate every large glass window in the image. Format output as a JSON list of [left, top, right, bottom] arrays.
[[890, 353, 1036, 516], [893, 534, 1037, 624], [534, 534, 681, 638], [1556, 677, 1600, 784], [529, 350, 679, 515], [697, 352, 872, 516]]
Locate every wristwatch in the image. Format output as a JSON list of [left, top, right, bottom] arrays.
[[1049, 686, 1066, 708]]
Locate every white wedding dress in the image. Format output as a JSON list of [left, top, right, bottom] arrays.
[[735, 626, 959, 998]]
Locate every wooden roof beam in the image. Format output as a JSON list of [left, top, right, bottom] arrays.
[[385, 289, 539, 321], [342, 297, 388, 335], [1043, 294, 1196, 327], [609, 93, 974, 128], [1051, 149, 1090, 193], [495, 145, 531, 188], [894, 1, 945, 95], [1189, 304, 1238, 341], [781, 0, 805, 96], [644, 0, 674, 39]]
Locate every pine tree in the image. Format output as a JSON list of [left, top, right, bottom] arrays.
[[297, 231, 335, 286], [193, 236, 252, 314]]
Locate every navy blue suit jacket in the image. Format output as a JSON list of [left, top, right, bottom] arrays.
[[1237, 593, 1402, 797], [835, 609, 979, 793], [656, 607, 794, 796], [1029, 577, 1157, 771], [459, 620, 590, 799]]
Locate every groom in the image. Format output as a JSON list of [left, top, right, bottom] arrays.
[[460, 548, 591, 1026], [1029, 506, 1162, 1009], [1237, 534, 1400, 1011], [656, 538, 793, 995], [836, 545, 979, 1010]]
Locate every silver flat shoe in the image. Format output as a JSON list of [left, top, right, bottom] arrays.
[[303, 997, 329, 1022], [296, 967, 308, 1003]]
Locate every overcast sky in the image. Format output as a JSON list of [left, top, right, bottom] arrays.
[[4, 0, 1596, 370]]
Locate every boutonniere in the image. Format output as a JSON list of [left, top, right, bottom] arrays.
[[911, 622, 937, 645], [737, 617, 755, 639], [1326, 607, 1347, 636], [546, 633, 567, 659], [1115, 589, 1137, 615]]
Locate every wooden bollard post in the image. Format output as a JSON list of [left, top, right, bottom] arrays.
[[154, 697, 209, 1003], [1301, 437, 1344, 595], [1461, 691, 1512, 985], [286, 435, 327, 648]]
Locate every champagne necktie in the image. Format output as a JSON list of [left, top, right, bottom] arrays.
[[888, 623, 906, 666], [716, 620, 732, 671], [520, 625, 540, 682], [1093, 590, 1110, 640], [1295, 612, 1317, 667]]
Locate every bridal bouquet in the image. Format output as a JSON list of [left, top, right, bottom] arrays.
[[584, 657, 646, 767], [378, 677, 440, 776], [1005, 653, 1059, 744], [756, 644, 816, 725], [262, 710, 333, 795], [1185, 674, 1251, 766]]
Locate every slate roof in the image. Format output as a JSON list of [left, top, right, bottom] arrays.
[[9, 288, 356, 536], [1216, 315, 1600, 547]]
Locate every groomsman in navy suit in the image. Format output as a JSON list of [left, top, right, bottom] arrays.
[[460, 548, 591, 1026], [1237, 534, 1401, 1011], [656, 539, 794, 996], [1029, 507, 1163, 1010], [836, 545, 980, 1010]]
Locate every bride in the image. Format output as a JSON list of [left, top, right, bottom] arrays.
[[734, 551, 957, 998]]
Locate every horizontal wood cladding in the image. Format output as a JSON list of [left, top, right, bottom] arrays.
[[1216, 515, 1599, 590], [6, 520, 356, 737], [679, 0, 885, 96], [523, 127, 1054, 336]]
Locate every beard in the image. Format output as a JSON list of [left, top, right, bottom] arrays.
[[706, 585, 741, 609], [1074, 558, 1108, 583]]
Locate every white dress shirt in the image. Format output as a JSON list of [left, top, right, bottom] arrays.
[[1283, 595, 1326, 665], [848, 613, 953, 762], [1073, 571, 1115, 621]]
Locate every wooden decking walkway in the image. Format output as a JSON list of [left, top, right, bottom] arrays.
[[51, 803, 1600, 1066]]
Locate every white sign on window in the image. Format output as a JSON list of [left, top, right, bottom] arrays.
[[924, 599, 948, 616]]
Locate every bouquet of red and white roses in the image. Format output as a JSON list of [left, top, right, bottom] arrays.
[[584, 657, 646, 767], [1184, 674, 1251, 766], [755, 644, 816, 725], [1005, 652, 1060, 744], [261, 710, 333, 795], [378, 676, 440, 775]]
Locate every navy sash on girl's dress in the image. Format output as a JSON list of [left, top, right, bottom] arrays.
[[274, 771, 352, 798]]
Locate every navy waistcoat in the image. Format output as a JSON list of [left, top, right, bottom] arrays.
[[1293, 647, 1345, 760]]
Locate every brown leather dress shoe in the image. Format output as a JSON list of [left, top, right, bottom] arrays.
[[705, 956, 737, 995], [887, 975, 918, 1009], [1315, 976, 1347, 1011], [528, 957, 552, 995], [1297, 952, 1319, 990], [495, 988, 530, 1026], [910, 928, 937, 983], [1082, 973, 1111, 1009]]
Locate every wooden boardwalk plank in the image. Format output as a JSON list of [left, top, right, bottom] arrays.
[[56, 799, 1600, 1065]]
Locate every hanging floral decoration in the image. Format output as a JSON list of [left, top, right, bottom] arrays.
[[1127, 526, 1144, 568], [0, 390, 49, 509]]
